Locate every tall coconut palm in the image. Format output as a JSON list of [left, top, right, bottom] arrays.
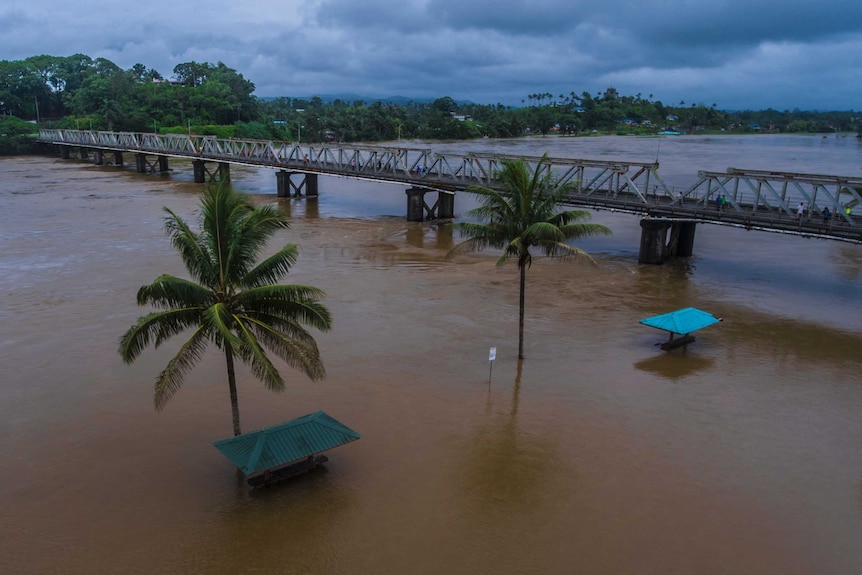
[[119, 183, 332, 436], [449, 154, 611, 359]]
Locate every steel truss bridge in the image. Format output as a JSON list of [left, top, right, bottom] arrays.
[[38, 130, 862, 245]]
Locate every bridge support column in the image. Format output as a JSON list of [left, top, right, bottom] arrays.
[[158, 156, 169, 172], [305, 173, 318, 197], [60, 147, 70, 159], [406, 187, 426, 221], [193, 160, 206, 183], [277, 171, 317, 197], [437, 192, 454, 219], [93, 150, 104, 165], [276, 170, 290, 197], [136, 154, 148, 173], [639, 219, 671, 264], [668, 221, 697, 257], [191, 160, 228, 183], [217, 162, 229, 182], [639, 219, 698, 264], [406, 187, 452, 221], [113, 151, 124, 166], [79, 147, 89, 160]]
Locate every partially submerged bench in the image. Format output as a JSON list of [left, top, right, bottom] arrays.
[[639, 307, 722, 351]]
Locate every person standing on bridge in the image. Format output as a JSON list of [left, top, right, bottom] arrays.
[[796, 202, 805, 221]]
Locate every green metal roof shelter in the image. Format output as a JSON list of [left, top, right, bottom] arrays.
[[639, 307, 722, 350], [213, 411, 360, 485]]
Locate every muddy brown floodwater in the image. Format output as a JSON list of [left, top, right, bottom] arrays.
[[1, 135, 862, 574]]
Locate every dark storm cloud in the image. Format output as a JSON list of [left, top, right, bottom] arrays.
[[2, 0, 860, 110]]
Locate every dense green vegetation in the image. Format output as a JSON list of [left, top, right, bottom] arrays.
[[2, 54, 860, 151]]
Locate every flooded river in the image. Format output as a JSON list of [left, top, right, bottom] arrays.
[[1, 134, 861, 574]]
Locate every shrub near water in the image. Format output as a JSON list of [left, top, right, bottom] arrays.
[[0, 116, 38, 155]]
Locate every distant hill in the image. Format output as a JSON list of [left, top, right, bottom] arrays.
[[257, 94, 469, 106]]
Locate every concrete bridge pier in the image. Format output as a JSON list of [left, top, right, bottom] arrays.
[[79, 147, 88, 160], [668, 221, 697, 257], [113, 151, 124, 166], [639, 219, 698, 264], [276, 171, 318, 197], [306, 173, 319, 196], [60, 146, 70, 159], [193, 159, 206, 182], [639, 220, 670, 264], [136, 154, 171, 174], [406, 187, 455, 222], [406, 187, 426, 221], [193, 160, 229, 183], [94, 150, 104, 165], [437, 192, 454, 219]]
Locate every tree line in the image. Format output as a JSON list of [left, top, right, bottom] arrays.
[[1, 54, 860, 155]]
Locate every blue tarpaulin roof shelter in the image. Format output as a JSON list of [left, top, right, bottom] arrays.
[[639, 307, 720, 335], [213, 411, 360, 475]]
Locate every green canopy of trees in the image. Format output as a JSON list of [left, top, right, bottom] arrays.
[[1, 53, 859, 150]]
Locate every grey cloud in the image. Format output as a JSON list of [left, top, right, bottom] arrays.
[[1, 0, 860, 110]]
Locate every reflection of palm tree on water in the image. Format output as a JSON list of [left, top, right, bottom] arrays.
[[460, 361, 557, 514]]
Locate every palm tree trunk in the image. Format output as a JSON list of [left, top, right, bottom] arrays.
[[225, 347, 242, 436], [518, 262, 526, 359]]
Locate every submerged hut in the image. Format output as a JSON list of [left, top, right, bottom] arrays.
[[213, 410, 361, 488]]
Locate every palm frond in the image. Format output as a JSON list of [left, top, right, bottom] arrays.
[[203, 303, 245, 350], [238, 286, 333, 332], [119, 308, 206, 363], [232, 317, 285, 392], [241, 244, 299, 288], [558, 222, 613, 240], [136, 275, 212, 309], [538, 242, 597, 263], [153, 326, 209, 410], [163, 208, 215, 287], [243, 317, 326, 381]]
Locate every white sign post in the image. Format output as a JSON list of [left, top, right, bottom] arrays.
[[488, 347, 497, 383]]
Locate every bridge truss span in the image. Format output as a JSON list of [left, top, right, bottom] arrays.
[[685, 167, 862, 225], [36, 130, 862, 245], [37, 130, 672, 199]]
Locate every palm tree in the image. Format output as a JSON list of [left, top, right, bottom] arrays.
[[119, 184, 332, 436], [449, 154, 611, 359]]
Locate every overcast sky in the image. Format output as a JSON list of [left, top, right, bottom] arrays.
[[2, 0, 860, 110]]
